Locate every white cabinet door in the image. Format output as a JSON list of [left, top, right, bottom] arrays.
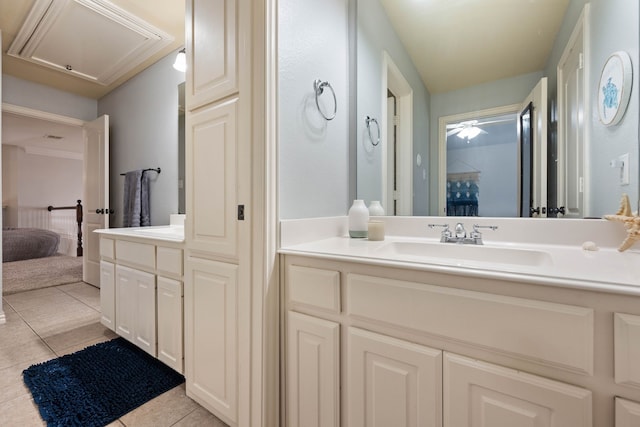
[[115, 265, 136, 342], [616, 397, 640, 427], [185, 98, 238, 258], [287, 311, 340, 427], [444, 352, 592, 426], [115, 265, 156, 356], [348, 327, 442, 427], [184, 256, 237, 424], [185, 0, 238, 111], [158, 276, 183, 374], [134, 268, 157, 356], [99, 260, 115, 331]]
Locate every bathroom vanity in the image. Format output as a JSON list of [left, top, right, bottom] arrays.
[[280, 217, 640, 427], [95, 222, 185, 374]]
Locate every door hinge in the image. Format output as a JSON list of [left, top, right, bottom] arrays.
[[237, 205, 245, 221], [393, 115, 400, 126], [579, 53, 584, 70]]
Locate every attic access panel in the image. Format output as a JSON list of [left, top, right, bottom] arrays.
[[8, 0, 174, 86]]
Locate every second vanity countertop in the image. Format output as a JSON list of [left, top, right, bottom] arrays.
[[94, 225, 185, 243], [279, 217, 640, 296]]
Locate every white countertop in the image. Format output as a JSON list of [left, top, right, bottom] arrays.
[[279, 217, 640, 296], [95, 225, 185, 243]]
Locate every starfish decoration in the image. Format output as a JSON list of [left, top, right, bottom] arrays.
[[604, 194, 640, 252]]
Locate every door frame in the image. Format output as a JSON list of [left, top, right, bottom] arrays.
[[381, 51, 413, 215], [438, 104, 521, 216], [557, 4, 590, 218], [1, 102, 89, 269]]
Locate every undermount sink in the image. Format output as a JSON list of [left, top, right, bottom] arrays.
[[376, 241, 552, 267]]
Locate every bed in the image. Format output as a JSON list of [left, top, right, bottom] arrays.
[[2, 228, 60, 263]]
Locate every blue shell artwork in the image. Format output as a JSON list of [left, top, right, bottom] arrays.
[[598, 51, 632, 126], [601, 77, 619, 119]]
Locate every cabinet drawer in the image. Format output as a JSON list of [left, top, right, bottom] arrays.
[[100, 237, 115, 259], [614, 313, 640, 388], [115, 240, 155, 270], [157, 247, 183, 277], [347, 274, 594, 374], [288, 265, 341, 313]]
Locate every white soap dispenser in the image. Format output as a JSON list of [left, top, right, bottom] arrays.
[[348, 200, 369, 238], [368, 200, 385, 216]]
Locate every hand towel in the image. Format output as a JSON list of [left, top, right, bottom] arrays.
[[123, 170, 143, 227]]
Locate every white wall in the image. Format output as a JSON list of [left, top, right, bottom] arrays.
[[278, 0, 350, 219], [2, 74, 97, 121], [98, 50, 185, 227], [2, 145, 82, 255], [357, 0, 431, 214], [2, 145, 18, 227], [587, 0, 639, 217]]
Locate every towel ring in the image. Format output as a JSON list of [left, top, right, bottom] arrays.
[[366, 116, 380, 146], [314, 79, 337, 121]]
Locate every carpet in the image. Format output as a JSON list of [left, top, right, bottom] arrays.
[[23, 337, 185, 427], [2, 255, 83, 295]]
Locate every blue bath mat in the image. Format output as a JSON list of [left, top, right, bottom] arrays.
[[23, 337, 185, 427]]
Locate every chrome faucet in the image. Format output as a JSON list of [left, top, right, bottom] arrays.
[[428, 223, 498, 245]]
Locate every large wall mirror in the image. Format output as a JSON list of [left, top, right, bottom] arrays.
[[355, 0, 639, 218]]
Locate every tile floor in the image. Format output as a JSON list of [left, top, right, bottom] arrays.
[[0, 282, 228, 427]]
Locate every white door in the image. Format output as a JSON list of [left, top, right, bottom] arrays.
[[83, 115, 109, 285], [521, 78, 548, 217], [557, 6, 589, 218]]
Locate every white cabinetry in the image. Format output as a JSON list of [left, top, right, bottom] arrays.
[[286, 311, 339, 427], [348, 327, 442, 427], [99, 260, 115, 330], [283, 256, 602, 427], [184, 0, 253, 425], [444, 353, 591, 426], [186, 0, 237, 111], [616, 398, 640, 427], [98, 235, 184, 373], [115, 265, 156, 356], [185, 98, 238, 257], [157, 277, 183, 372], [184, 256, 238, 423]]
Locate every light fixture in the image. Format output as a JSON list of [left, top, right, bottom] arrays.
[[456, 126, 482, 140], [173, 48, 186, 72]]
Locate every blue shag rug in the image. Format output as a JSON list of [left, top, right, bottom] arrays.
[[23, 337, 185, 427]]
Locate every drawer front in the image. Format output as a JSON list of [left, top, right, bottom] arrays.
[[347, 274, 594, 374], [115, 240, 155, 270], [614, 313, 640, 388], [157, 246, 183, 277], [100, 237, 115, 259], [288, 265, 341, 313]]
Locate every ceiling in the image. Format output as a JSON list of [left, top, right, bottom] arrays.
[[1, 0, 185, 100], [379, 0, 571, 94], [1, 0, 185, 157], [2, 111, 84, 157]]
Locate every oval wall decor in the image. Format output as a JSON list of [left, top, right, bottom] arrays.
[[598, 51, 633, 126]]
